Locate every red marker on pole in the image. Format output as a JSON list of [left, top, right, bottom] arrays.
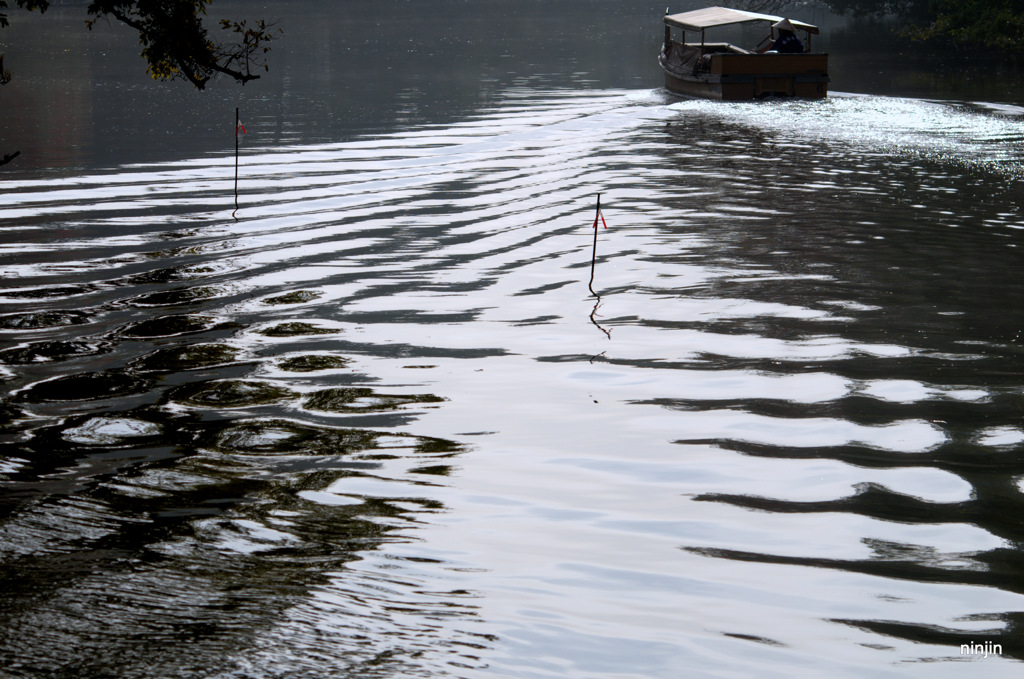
[[592, 194, 608, 230]]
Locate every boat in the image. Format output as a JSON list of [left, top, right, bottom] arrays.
[[659, 6, 829, 100]]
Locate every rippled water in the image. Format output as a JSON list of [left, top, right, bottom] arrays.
[[5, 72, 1024, 678]]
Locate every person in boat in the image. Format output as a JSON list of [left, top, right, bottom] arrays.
[[762, 19, 804, 54]]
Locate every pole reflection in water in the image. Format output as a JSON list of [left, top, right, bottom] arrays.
[[590, 297, 612, 341], [3, 85, 1024, 677]]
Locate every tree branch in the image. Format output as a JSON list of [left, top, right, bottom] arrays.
[[3, 1, 278, 89], [86, 1, 278, 89]]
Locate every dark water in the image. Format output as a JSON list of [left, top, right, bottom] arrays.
[[3, 1, 1024, 677]]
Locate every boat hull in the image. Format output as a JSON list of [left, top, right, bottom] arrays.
[[660, 46, 828, 100]]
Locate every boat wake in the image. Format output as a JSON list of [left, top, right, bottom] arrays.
[[667, 92, 1024, 178]]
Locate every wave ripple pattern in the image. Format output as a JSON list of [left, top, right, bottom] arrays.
[[2, 90, 1024, 678]]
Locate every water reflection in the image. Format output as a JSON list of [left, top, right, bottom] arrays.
[[589, 297, 613, 340], [4, 70, 1024, 677], [0, 389, 472, 675]]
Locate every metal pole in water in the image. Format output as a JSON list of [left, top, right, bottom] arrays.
[[233, 107, 240, 219], [589, 193, 605, 297]]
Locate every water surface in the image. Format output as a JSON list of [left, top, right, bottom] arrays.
[[3, 2, 1024, 677]]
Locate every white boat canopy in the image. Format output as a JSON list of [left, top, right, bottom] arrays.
[[665, 6, 819, 35]]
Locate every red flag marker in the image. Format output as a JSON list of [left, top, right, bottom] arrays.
[[592, 195, 608, 230], [236, 121, 247, 136]]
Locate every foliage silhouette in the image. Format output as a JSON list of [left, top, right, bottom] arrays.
[[0, 0, 279, 89]]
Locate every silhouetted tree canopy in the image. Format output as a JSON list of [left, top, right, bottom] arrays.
[[819, 0, 929, 18], [732, 0, 800, 14], [0, 0, 279, 89], [915, 0, 1024, 52], [736, 0, 1024, 53], [822, 0, 1024, 52]]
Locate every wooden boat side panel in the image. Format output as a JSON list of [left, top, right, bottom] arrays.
[[709, 53, 828, 76], [659, 41, 829, 99], [664, 71, 725, 99], [663, 75, 828, 100]]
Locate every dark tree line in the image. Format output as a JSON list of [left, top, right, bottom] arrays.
[[908, 0, 1024, 52], [819, 0, 1024, 52], [737, 0, 1024, 53]]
